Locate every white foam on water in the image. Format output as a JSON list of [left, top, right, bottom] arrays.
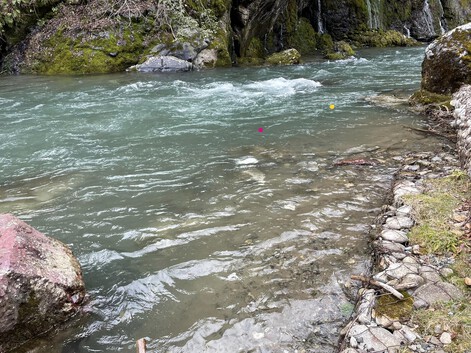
[[235, 156, 259, 165]]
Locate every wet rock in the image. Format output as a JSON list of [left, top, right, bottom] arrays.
[[129, 56, 193, 73], [0, 214, 85, 351], [380, 229, 409, 243], [421, 23, 471, 95], [349, 324, 403, 352], [385, 216, 414, 230], [413, 282, 462, 307]]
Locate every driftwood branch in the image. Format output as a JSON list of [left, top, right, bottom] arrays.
[[351, 275, 404, 300], [136, 338, 147, 353], [403, 125, 455, 141]]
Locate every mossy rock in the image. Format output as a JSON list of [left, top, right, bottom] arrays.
[[421, 23, 471, 95], [324, 40, 355, 60], [352, 29, 418, 47], [265, 48, 301, 65], [317, 33, 334, 51], [409, 89, 451, 107], [29, 27, 146, 74], [287, 17, 317, 55], [375, 291, 414, 321]]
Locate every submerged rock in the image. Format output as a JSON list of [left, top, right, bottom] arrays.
[[0, 214, 85, 351], [421, 22, 471, 95]]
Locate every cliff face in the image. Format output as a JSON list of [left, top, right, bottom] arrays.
[[0, 0, 470, 74]]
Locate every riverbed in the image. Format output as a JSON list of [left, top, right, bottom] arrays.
[[0, 47, 444, 352]]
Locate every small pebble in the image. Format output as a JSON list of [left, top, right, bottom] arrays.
[[439, 332, 452, 345]]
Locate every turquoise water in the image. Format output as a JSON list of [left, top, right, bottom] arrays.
[[0, 47, 438, 352]]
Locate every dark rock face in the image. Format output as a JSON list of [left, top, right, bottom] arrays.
[[421, 22, 471, 94], [0, 214, 86, 352]]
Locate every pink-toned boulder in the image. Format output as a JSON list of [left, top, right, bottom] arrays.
[[0, 214, 85, 351]]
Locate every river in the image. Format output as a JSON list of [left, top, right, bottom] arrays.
[[0, 47, 441, 353]]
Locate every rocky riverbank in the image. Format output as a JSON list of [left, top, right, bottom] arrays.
[[339, 86, 471, 352], [339, 148, 471, 353]]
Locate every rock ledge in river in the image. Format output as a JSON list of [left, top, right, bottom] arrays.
[[0, 214, 86, 351]]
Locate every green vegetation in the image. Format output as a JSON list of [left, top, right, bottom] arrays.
[[409, 89, 452, 107], [375, 291, 414, 321], [265, 48, 301, 65], [410, 299, 471, 352], [288, 17, 317, 55], [403, 171, 470, 254], [352, 29, 417, 47], [401, 170, 471, 352], [30, 24, 146, 74], [325, 40, 355, 60]]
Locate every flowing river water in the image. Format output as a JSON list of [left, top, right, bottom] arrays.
[[0, 47, 445, 353]]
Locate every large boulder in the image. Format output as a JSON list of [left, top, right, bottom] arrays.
[[265, 48, 301, 66], [421, 22, 471, 95], [0, 214, 86, 351], [128, 55, 193, 73]]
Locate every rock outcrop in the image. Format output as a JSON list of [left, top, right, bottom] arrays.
[[0, 0, 471, 74], [0, 214, 86, 352], [451, 84, 471, 176], [421, 22, 471, 95]]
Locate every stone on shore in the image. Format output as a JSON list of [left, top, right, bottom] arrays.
[[0, 214, 86, 351]]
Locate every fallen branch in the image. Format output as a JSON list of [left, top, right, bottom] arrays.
[[136, 338, 147, 353], [351, 275, 404, 300], [403, 125, 455, 141]]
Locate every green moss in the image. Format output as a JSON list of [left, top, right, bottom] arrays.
[[409, 89, 452, 107], [375, 291, 414, 321], [208, 27, 231, 67], [325, 40, 355, 60], [352, 29, 417, 47], [265, 48, 301, 65], [317, 33, 334, 51], [31, 25, 146, 74], [287, 17, 317, 55], [245, 37, 264, 59]]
